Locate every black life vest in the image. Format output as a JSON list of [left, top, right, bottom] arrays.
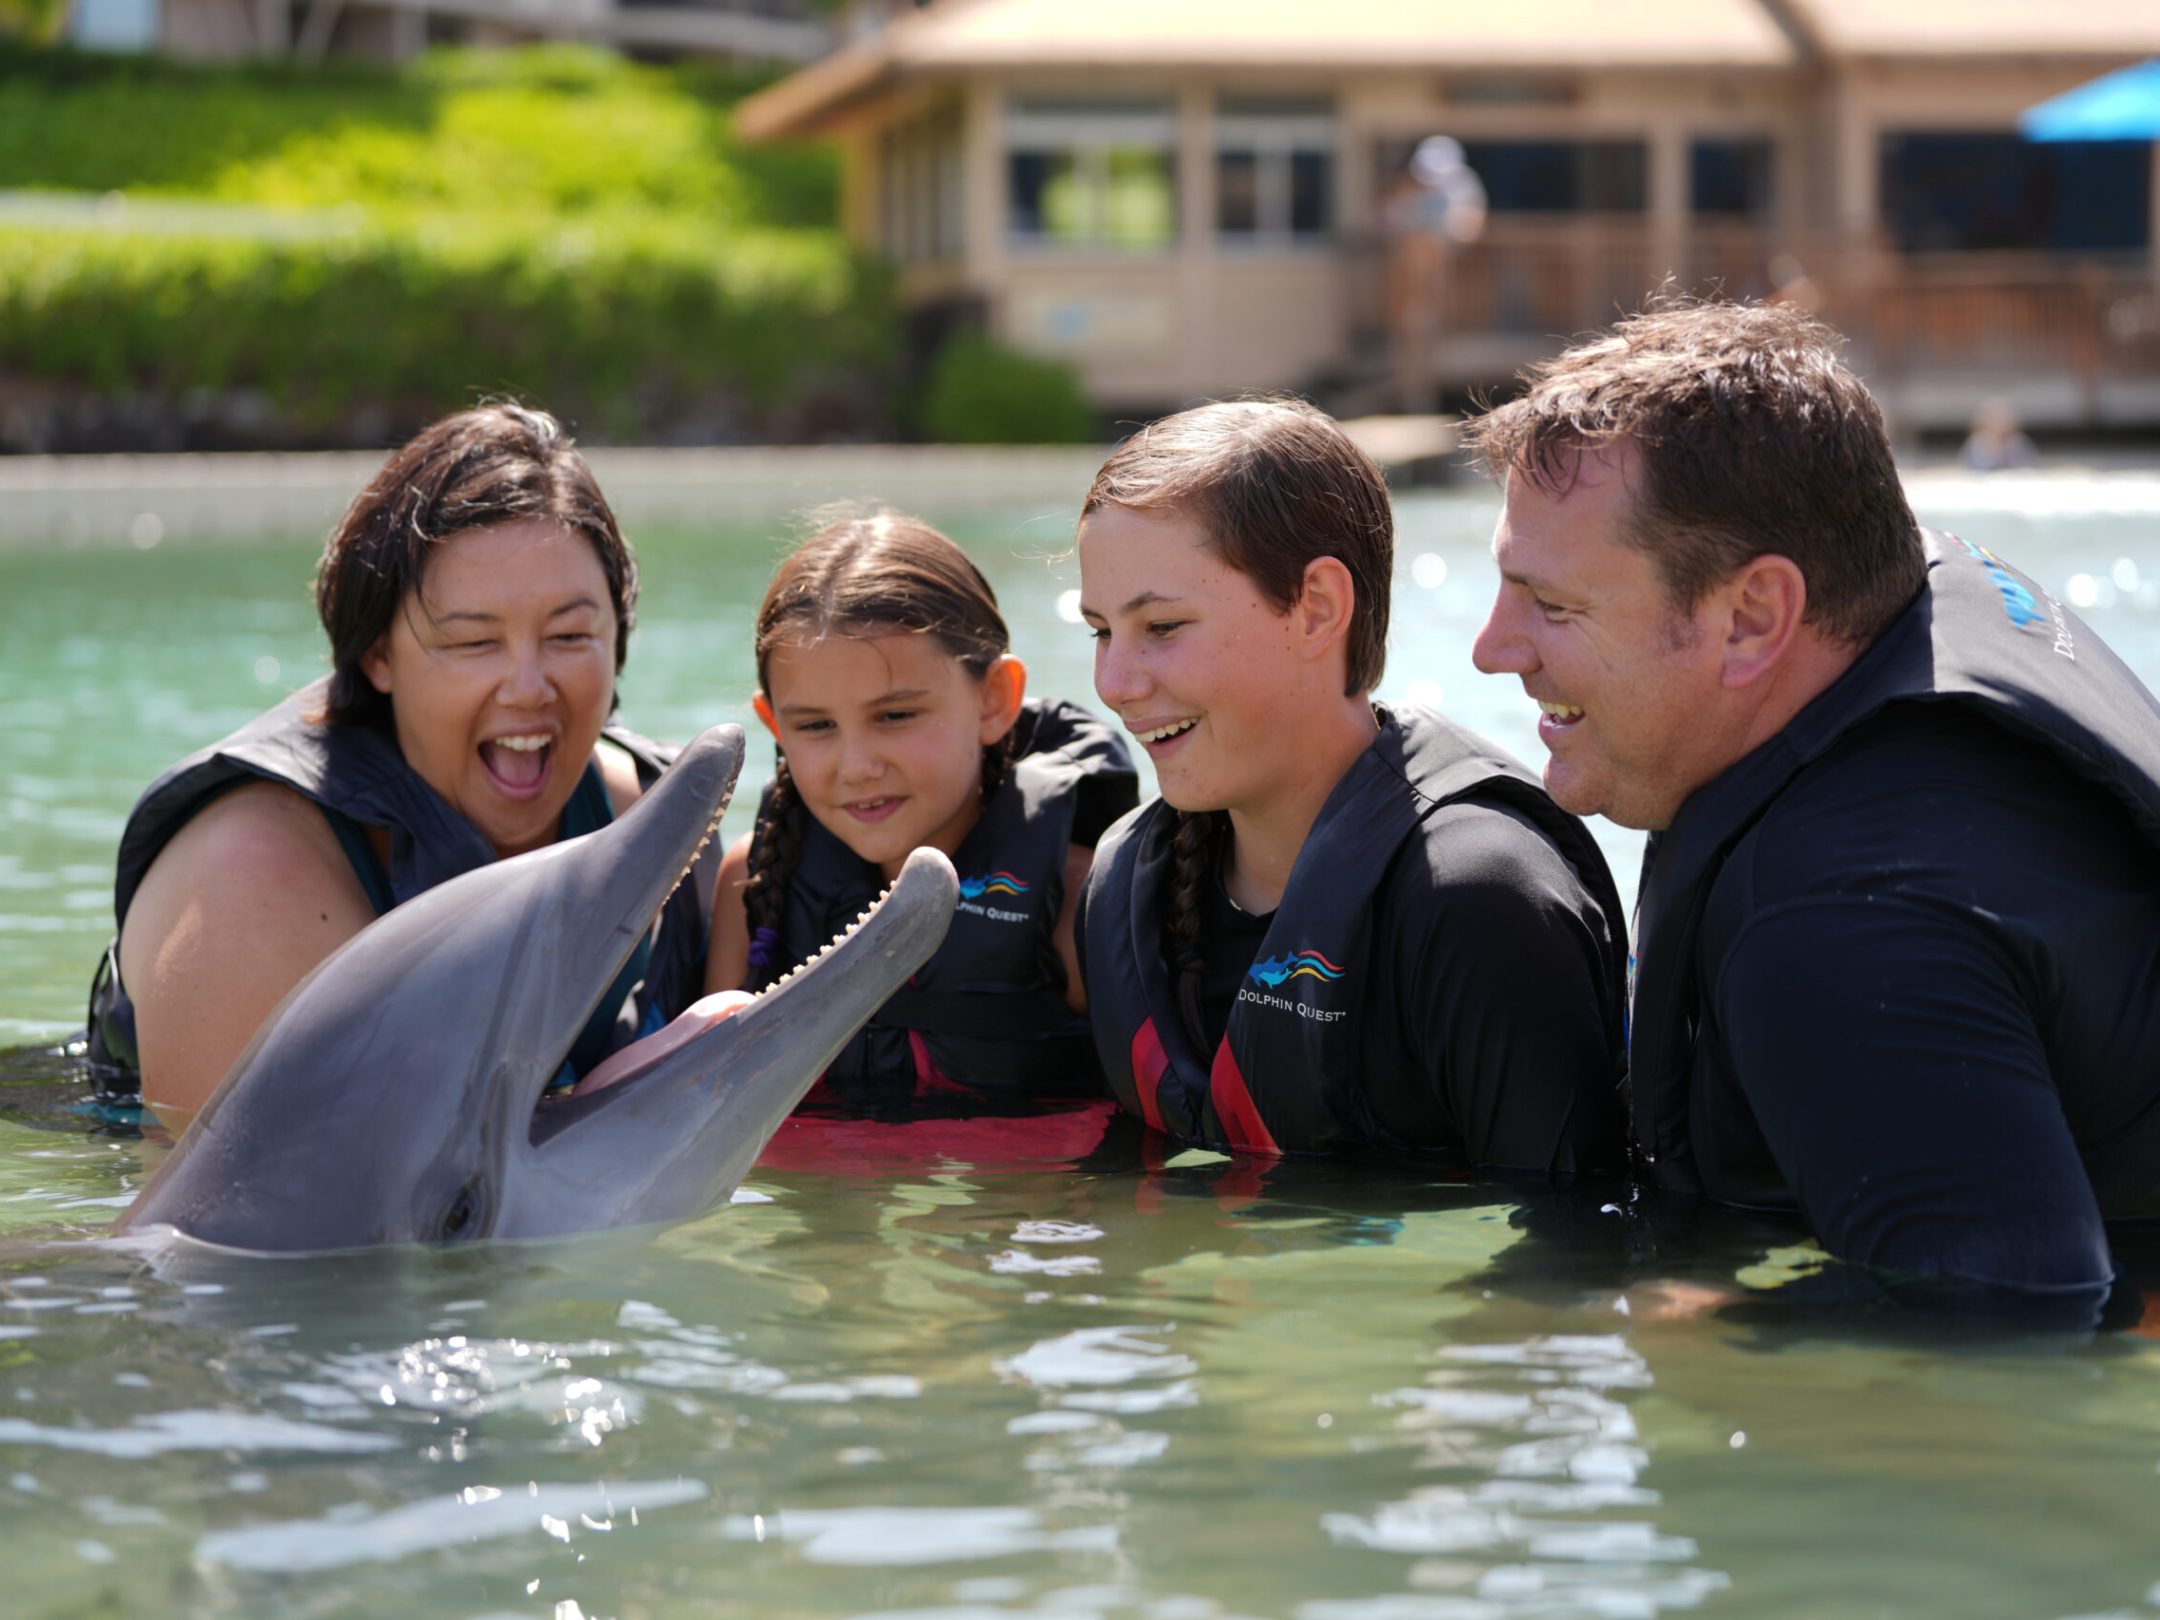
[[1082, 703, 1626, 1154], [86, 677, 708, 1096], [752, 697, 1137, 1104], [1630, 529, 2160, 1195]]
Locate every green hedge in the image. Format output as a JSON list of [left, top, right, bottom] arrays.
[[0, 45, 892, 443], [0, 216, 895, 437], [920, 333, 1097, 446]]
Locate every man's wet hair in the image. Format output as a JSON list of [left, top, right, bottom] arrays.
[[315, 403, 637, 727], [1466, 299, 1925, 646]]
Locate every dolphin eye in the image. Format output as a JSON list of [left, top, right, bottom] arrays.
[[437, 1177, 488, 1243]]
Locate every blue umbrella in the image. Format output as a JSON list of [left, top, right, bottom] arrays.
[[2022, 58, 2160, 142]]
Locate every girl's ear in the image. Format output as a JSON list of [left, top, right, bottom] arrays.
[[750, 691, 782, 742], [978, 655, 1028, 744], [1295, 557, 1358, 676], [359, 637, 393, 696]]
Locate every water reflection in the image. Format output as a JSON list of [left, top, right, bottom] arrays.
[[6, 1116, 2160, 1617]]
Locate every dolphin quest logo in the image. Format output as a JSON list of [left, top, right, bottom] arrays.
[[1956, 535, 2044, 628], [956, 870, 1032, 923], [1247, 950, 1347, 990], [1954, 534, 2076, 660], [1240, 948, 1349, 1022]]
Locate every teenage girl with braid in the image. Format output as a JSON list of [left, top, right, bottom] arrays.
[[1073, 399, 1629, 1171], [703, 511, 1138, 1110]]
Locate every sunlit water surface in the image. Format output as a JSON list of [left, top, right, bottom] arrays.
[[4, 475, 2160, 1619]]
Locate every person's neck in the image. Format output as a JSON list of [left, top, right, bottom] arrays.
[[1661, 628, 1870, 830], [1220, 693, 1379, 914], [1734, 628, 1866, 763]]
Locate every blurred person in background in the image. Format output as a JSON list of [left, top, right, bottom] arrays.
[[1381, 136, 1487, 413], [1960, 396, 2040, 471]]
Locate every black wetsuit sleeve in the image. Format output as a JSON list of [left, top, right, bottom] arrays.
[[1710, 895, 2113, 1295], [1377, 801, 1626, 1174], [1071, 870, 1090, 994]]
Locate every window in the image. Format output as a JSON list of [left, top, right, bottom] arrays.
[[1456, 140, 1646, 214], [1007, 98, 1177, 252], [1691, 138, 1774, 219], [1880, 131, 2151, 254], [1215, 97, 1336, 246], [69, 0, 158, 49]]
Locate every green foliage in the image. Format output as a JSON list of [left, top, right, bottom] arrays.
[[0, 0, 68, 45], [0, 44, 872, 441], [0, 43, 834, 223], [0, 217, 896, 436], [919, 333, 1097, 445]]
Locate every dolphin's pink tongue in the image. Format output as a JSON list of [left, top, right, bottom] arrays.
[[572, 991, 754, 1097], [482, 740, 549, 790]]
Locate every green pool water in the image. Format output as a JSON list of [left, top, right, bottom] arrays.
[[6, 477, 2160, 1620]]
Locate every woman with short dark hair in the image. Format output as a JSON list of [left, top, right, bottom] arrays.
[[89, 404, 699, 1132]]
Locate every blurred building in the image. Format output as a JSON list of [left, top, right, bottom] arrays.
[[68, 0, 829, 64], [740, 0, 2160, 430]]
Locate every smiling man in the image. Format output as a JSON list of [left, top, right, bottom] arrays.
[[1468, 301, 2160, 1301]]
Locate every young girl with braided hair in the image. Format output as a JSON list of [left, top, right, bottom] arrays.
[[705, 511, 1137, 1109], [1072, 398, 1629, 1172]]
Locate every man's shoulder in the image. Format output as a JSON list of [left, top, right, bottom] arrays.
[[1732, 701, 2082, 901], [1382, 795, 1599, 932]]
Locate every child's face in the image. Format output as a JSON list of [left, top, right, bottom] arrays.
[[756, 631, 1023, 879], [1077, 502, 1305, 820]]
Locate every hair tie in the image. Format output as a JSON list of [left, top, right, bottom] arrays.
[[746, 926, 782, 977]]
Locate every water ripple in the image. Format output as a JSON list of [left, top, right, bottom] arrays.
[[197, 1477, 708, 1573], [720, 1506, 1117, 1567], [997, 1326, 1197, 1389], [0, 1410, 397, 1458]]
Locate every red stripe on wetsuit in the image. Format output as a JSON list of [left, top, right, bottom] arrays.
[[1130, 1016, 1280, 1156]]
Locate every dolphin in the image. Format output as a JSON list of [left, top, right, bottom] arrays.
[[113, 723, 958, 1254]]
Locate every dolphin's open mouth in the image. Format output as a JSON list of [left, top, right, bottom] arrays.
[[551, 868, 908, 1110], [490, 846, 955, 1238], [527, 847, 958, 1152]]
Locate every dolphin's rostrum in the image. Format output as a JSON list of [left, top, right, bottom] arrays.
[[115, 723, 959, 1253]]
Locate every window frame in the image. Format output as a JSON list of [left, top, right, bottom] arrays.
[[1213, 101, 1338, 251], [1004, 97, 1181, 256]]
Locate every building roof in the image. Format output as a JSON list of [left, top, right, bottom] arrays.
[[1787, 0, 2160, 58], [740, 0, 2160, 140], [739, 0, 1796, 137]]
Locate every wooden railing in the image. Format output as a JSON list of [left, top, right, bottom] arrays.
[[1848, 253, 2160, 387], [1344, 224, 2160, 403], [1345, 222, 1773, 351]]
